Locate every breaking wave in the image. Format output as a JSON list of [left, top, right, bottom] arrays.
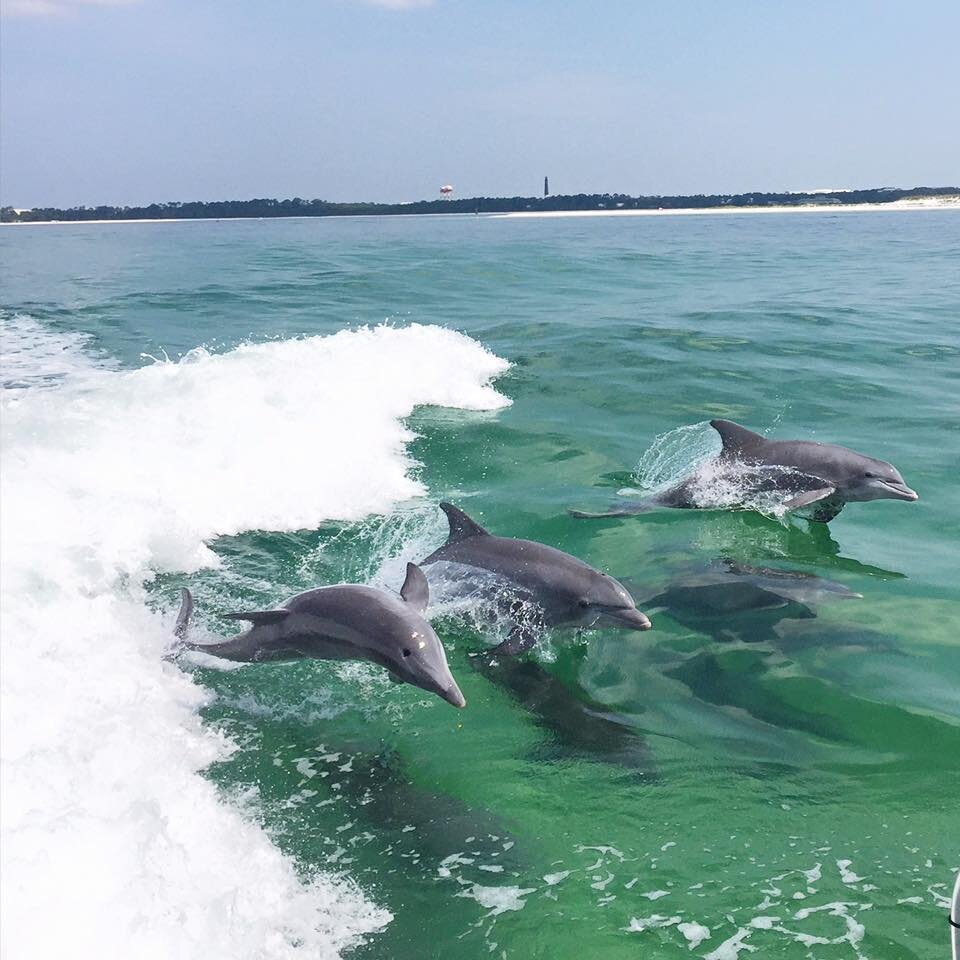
[[0, 318, 510, 959]]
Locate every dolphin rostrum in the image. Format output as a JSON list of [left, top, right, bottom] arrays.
[[573, 419, 918, 522], [173, 564, 466, 708], [420, 502, 652, 655]]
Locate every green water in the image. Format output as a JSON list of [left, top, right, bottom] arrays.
[[2, 211, 958, 958]]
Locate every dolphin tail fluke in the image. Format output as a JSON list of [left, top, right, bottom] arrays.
[[174, 588, 194, 641]]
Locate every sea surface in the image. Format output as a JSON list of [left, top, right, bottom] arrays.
[[1, 211, 958, 960]]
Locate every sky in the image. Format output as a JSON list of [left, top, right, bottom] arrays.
[[1, 0, 958, 207]]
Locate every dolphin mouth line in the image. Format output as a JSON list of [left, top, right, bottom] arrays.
[[879, 480, 919, 501]]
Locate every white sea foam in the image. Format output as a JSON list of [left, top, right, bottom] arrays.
[[457, 883, 537, 917], [0, 321, 510, 959], [678, 920, 711, 949], [0, 311, 112, 390]]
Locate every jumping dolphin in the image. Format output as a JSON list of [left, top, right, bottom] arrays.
[[173, 564, 466, 708], [572, 419, 918, 522], [420, 502, 652, 654]]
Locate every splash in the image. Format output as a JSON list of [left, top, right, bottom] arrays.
[[634, 420, 721, 490], [0, 320, 510, 959], [633, 421, 814, 521]]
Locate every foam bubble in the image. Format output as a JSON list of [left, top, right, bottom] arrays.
[[457, 883, 537, 917], [678, 921, 712, 949], [0, 322, 510, 958]]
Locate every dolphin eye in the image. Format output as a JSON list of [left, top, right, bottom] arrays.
[[402, 648, 412, 657], [863, 471, 877, 478], [578, 599, 590, 609]]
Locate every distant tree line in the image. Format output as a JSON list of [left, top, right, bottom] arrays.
[[2, 186, 957, 223]]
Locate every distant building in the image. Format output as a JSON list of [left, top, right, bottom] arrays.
[[544, 176, 549, 197]]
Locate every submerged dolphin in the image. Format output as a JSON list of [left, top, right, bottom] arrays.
[[469, 655, 654, 771], [633, 558, 862, 644], [573, 419, 918, 522], [420, 502, 652, 654], [173, 563, 466, 708]]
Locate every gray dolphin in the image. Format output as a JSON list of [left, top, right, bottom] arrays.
[[420, 502, 652, 654], [468, 655, 654, 771], [173, 564, 466, 708], [573, 419, 918, 522], [630, 558, 862, 644]]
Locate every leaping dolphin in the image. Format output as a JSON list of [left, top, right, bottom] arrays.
[[172, 563, 466, 708], [572, 419, 918, 522], [420, 502, 652, 655]]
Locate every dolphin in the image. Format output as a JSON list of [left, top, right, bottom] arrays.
[[572, 419, 918, 522], [419, 502, 652, 654], [172, 563, 466, 708], [469, 655, 654, 771], [631, 558, 861, 644]]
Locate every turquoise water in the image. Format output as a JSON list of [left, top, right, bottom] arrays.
[[2, 211, 958, 959]]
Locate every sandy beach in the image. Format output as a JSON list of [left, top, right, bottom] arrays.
[[498, 196, 960, 219]]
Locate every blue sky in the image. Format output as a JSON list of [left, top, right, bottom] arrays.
[[2, 0, 958, 207]]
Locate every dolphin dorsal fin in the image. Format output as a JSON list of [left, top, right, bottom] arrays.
[[400, 562, 429, 613], [710, 419, 767, 459], [439, 502, 490, 542]]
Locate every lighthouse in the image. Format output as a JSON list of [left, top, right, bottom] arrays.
[[544, 176, 549, 197]]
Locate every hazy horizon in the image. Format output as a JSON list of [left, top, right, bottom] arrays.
[[2, 0, 958, 209]]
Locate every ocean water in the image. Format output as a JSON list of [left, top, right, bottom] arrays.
[[1, 211, 958, 960]]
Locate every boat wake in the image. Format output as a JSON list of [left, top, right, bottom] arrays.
[[0, 317, 510, 959]]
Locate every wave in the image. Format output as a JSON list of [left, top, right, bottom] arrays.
[[0, 320, 510, 959]]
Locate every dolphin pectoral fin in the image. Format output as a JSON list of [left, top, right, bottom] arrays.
[[810, 501, 844, 523], [222, 609, 291, 626], [784, 487, 836, 511], [400, 562, 430, 613], [490, 624, 539, 657], [174, 588, 194, 640]]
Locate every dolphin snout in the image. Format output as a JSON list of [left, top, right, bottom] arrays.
[[608, 608, 653, 631], [887, 482, 919, 502], [440, 682, 467, 709]]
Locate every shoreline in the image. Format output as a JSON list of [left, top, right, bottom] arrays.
[[498, 197, 960, 218], [2, 196, 957, 226]]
